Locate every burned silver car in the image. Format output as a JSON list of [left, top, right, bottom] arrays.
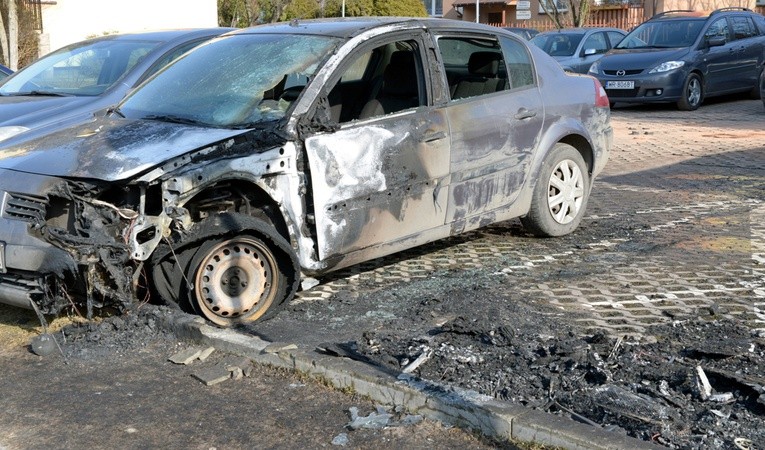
[[0, 18, 611, 326]]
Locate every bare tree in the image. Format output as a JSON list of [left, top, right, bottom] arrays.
[[0, 5, 8, 67], [7, 0, 18, 69], [569, 0, 590, 27], [539, 0, 592, 29]]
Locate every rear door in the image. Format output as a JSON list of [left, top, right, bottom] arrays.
[[435, 32, 543, 232], [728, 15, 762, 91]]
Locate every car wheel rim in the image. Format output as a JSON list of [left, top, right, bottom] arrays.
[[547, 159, 584, 225], [194, 237, 276, 322], [687, 78, 701, 106]]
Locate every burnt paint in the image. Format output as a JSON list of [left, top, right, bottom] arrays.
[[0, 117, 247, 182], [305, 110, 450, 262], [445, 85, 544, 222]]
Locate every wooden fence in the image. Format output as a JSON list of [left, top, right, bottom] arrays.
[[495, 6, 646, 31], [498, 5, 765, 32]]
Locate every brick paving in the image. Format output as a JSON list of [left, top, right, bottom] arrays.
[[295, 99, 765, 340]]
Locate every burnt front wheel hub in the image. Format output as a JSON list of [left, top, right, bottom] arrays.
[[194, 237, 277, 323]]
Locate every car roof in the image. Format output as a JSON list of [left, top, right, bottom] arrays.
[[229, 17, 514, 40], [76, 28, 234, 46], [536, 27, 623, 35], [648, 7, 756, 21]]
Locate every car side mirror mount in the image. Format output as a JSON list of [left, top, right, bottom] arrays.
[[583, 48, 598, 56]]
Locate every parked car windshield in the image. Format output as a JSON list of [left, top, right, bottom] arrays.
[[120, 33, 339, 129], [531, 33, 584, 56], [0, 39, 161, 96], [616, 19, 704, 49]]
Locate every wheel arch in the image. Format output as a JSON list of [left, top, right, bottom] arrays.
[[180, 178, 294, 244], [557, 134, 594, 176]]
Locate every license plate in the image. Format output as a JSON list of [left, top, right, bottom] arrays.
[[606, 80, 635, 89], [0, 241, 5, 273]]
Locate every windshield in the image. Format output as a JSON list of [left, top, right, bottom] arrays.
[[616, 19, 704, 49], [120, 34, 340, 129], [0, 39, 160, 96], [531, 33, 584, 57]]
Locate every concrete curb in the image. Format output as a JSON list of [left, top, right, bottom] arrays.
[[166, 314, 655, 450]]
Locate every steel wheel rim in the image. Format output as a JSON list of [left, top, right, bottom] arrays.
[[194, 237, 277, 322], [546, 159, 584, 225], [687, 78, 701, 106]]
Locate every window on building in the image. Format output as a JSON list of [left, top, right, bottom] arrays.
[[422, 0, 443, 16]]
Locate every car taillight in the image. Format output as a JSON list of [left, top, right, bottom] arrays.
[[594, 78, 610, 108]]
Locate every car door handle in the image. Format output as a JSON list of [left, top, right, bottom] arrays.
[[422, 131, 446, 142], [514, 109, 537, 120]]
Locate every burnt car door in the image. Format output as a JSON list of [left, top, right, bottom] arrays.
[[303, 33, 450, 263], [434, 32, 543, 231]]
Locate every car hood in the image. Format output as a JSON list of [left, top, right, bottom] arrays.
[[0, 117, 249, 182], [599, 48, 690, 70], [0, 95, 94, 126]]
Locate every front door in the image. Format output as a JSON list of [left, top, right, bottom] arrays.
[[304, 37, 450, 263]]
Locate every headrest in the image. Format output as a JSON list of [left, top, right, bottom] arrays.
[[382, 51, 418, 97], [468, 51, 501, 77]]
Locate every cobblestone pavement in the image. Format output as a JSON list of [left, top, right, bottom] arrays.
[[289, 98, 765, 341]]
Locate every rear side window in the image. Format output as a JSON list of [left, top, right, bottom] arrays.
[[499, 36, 534, 89], [730, 16, 757, 40], [436, 36, 508, 101]]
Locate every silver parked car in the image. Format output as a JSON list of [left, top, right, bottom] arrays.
[[0, 18, 612, 326], [0, 29, 232, 143], [531, 27, 626, 73]]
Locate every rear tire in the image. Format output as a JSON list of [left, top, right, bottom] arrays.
[[677, 73, 702, 111], [750, 66, 763, 100], [521, 143, 590, 237]]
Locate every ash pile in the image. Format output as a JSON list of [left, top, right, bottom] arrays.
[[350, 286, 764, 449]]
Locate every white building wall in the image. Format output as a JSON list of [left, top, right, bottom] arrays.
[[40, 0, 218, 55]]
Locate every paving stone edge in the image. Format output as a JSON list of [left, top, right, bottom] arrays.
[[164, 313, 656, 450]]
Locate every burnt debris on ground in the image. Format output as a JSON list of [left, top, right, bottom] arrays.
[[341, 273, 765, 449], [48, 304, 180, 359]]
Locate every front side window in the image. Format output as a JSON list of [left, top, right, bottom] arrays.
[[704, 18, 729, 43], [120, 34, 340, 128], [582, 32, 608, 54], [437, 36, 508, 101], [0, 39, 160, 96], [327, 39, 424, 123], [531, 33, 584, 56]]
